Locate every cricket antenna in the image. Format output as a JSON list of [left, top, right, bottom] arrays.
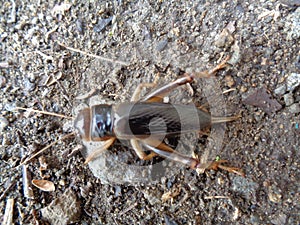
[[12, 106, 75, 169], [15, 106, 74, 119]]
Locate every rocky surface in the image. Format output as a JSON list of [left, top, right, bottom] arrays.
[[0, 1, 299, 224]]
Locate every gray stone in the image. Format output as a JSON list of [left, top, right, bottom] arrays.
[[41, 189, 81, 225], [283, 93, 294, 106], [289, 103, 300, 114]]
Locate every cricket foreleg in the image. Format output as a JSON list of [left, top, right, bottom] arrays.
[[84, 137, 116, 164]]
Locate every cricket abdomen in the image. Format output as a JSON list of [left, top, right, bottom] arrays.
[[113, 102, 212, 139]]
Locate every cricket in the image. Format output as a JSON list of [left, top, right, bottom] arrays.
[[17, 55, 244, 177]]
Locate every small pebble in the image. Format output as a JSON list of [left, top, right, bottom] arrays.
[[156, 39, 168, 52], [240, 85, 248, 93], [114, 186, 122, 197], [93, 17, 113, 32], [289, 103, 300, 114], [225, 75, 235, 87], [274, 85, 286, 96], [270, 214, 287, 225], [0, 75, 6, 88], [268, 186, 282, 203], [59, 179, 66, 186], [287, 73, 300, 92], [280, 0, 300, 6], [283, 93, 294, 106], [76, 19, 84, 34], [0, 116, 9, 132], [215, 29, 234, 47], [24, 78, 36, 91]]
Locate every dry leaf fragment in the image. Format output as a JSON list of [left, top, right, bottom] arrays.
[[32, 179, 55, 192], [243, 87, 282, 115]]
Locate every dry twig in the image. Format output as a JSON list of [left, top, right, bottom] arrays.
[[3, 198, 14, 225]]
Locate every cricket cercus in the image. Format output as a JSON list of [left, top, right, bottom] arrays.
[[74, 56, 244, 176]]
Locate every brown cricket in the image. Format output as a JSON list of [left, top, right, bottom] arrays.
[[74, 57, 244, 176]]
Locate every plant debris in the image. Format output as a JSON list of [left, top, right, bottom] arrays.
[[2, 198, 14, 225], [243, 87, 282, 115], [32, 179, 55, 192]]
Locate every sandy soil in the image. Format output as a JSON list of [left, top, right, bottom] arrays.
[[1, 1, 299, 224]]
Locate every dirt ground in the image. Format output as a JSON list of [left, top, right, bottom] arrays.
[[1, 1, 300, 224]]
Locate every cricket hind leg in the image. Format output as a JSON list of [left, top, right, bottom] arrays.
[[140, 56, 231, 102], [211, 115, 241, 124], [139, 139, 200, 169], [207, 160, 245, 177], [130, 139, 158, 160], [139, 139, 245, 176], [130, 138, 195, 165]]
